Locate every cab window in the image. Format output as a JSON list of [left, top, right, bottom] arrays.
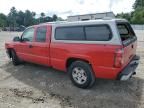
[[21, 27, 34, 42], [36, 26, 47, 42]]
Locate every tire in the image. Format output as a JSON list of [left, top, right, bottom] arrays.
[[68, 61, 95, 89], [11, 50, 21, 66]]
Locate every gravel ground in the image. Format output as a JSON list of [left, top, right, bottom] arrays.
[[0, 31, 144, 108]]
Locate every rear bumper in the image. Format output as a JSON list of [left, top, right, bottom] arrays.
[[117, 55, 140, 81]]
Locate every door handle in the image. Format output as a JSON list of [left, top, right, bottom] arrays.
[[29, 44, 33, 48], [131, 44, 134, 48]]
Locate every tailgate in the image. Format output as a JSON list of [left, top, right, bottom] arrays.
[[123, 40, 137, 65], [116, 22, 137, 65]]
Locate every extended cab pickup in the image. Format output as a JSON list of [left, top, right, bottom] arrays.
[[5, 19, 140, 88]]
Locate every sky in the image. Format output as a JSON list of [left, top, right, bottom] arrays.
[[0, 0, 136, 19]]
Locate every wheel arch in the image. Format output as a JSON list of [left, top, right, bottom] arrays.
[[66, 57, 91, 69]]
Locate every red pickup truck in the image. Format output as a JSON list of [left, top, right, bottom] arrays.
[[5, 19, 140, 88]]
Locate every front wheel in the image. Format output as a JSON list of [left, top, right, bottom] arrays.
[[11, 50, 21, 66], [68, 61, 95, 89]]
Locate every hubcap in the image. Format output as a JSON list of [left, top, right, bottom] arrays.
[[72, 67, 87, 84]]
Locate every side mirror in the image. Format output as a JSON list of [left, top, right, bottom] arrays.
[[13, 36, 20, 42]]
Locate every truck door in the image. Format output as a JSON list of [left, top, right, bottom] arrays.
[[29, 25, 51, 66], [15, 27, 35, 62]]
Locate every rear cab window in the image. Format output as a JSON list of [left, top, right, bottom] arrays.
[[116, 22, 137, 46]]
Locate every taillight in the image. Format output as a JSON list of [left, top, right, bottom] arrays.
[[114, 48, 124, 68]]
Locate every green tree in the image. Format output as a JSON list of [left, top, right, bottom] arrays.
[[0, 6, 63, 28], [133, 0, 144, 9], [0, 13, 7, 27], [131, 8, 144, 24], [17, 11, 25, 26], [7, 7, 18, 29], [40, 12, 45, 23], [40, 12, 45, 18], [116, 12, 132, 22], [24, 10, 36, 26], [52, 14, 58, 21], [116, 0, 144, 24], [132, 0, 144, 24]]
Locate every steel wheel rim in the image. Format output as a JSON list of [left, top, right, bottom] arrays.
[[72, 67, 87, 84]]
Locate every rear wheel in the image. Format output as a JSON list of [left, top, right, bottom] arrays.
[[11, 50, 21, 66], [68, 61, 95, 89]]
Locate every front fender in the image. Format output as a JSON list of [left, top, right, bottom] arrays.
[[5, 42, 14, 49]]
